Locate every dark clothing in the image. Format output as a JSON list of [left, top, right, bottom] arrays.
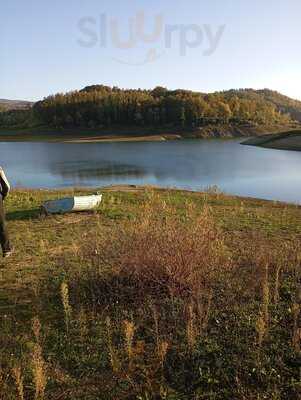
[[0, 196, 10, 254]]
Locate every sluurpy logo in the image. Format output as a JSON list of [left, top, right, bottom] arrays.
[[77, 11, 226, 66]]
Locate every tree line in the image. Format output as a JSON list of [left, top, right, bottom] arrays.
[[1, 86, 299, 129]]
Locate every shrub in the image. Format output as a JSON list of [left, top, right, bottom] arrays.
[[77, 197, 231, 304]]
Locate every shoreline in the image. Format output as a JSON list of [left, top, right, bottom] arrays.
[[242, 130, 301, 151], [0, 124, 296, 143], [11, 184, 300, 207]]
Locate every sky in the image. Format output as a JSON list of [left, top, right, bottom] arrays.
[[1, 0, 301, 101]]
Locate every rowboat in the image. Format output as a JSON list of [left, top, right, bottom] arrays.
[[41, 194, 102, 215]]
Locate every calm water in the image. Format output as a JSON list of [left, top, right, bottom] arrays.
[[1, 138, 301, 203]]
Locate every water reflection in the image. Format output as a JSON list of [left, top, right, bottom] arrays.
[[52, 161, 147, 181]]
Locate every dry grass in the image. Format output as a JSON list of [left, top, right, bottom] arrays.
[[58, 194, 301, 398], [79, 198, 231, 305], [60, 282, 72, 332], [32, 343, 47, 400], [11, 366, 24, 400], [1, 187, 301, 399]]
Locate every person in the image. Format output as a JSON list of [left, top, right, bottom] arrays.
[[0, 167, 12, 258]]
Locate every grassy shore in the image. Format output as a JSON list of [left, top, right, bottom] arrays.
[[1, 186, 301, 399]]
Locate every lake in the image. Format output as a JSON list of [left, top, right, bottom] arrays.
[[1, 138, 301, 203]]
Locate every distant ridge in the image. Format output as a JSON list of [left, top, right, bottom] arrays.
[[0, 99, 34, 111]]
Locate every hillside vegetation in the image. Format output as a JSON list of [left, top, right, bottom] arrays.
[[1, 186, 301, 399], [1, 86, 301, 135]]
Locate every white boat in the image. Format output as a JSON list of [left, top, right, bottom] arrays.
[[41, 194, 102, 215]]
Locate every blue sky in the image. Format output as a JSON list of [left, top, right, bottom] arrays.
[[1, 0, 301, 101]]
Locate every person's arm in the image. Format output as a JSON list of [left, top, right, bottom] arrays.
[[0, 168, 10, 198]]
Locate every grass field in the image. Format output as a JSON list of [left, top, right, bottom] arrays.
[[0, 186, 301, 399]]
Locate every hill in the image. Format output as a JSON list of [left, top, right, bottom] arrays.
[[33, 86, 298, 129], [1, 86, 301, 139], [0, 98, 34, 111]]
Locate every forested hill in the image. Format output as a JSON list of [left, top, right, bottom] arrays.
[[223, 89, 301, 122], [1, 86, 301, 131]]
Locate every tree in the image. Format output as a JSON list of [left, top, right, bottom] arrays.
[[180, 106, 186, 127], [217, 102, 232, 123], [75, 111, 83, 127], [151, 86, 168, 98]]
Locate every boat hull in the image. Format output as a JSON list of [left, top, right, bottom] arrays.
[[42, 194, 103, 214]]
